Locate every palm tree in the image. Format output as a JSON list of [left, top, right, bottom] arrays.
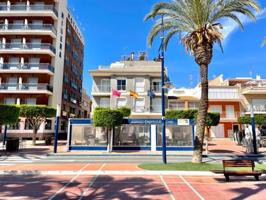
[[145, 0, 260, 163], [262, 38, 266, 46]]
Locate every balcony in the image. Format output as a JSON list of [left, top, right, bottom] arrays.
[[0, 63, 54, 75], [0, 43, 56, 57], [92, 84, 111, 96], [0, 5, 58, 19], [0, 24, 57, 38], [0, 83, 53, 95]]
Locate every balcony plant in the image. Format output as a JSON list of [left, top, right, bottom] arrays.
[[19, 105, 56, 145]]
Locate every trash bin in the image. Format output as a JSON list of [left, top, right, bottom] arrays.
[[6, 138, 19, 152]]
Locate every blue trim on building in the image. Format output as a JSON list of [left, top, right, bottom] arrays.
[[156, 146, 193, 151], [113, 146, 151, 151], [70, 146, 107, 151], [69, 119, 92, 124]]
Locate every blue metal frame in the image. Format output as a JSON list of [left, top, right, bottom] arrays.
[[53, 116, 59, 153], [70, 146, 107, 151], [3, 125, 7, 145]]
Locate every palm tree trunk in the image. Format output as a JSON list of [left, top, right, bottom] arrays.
[[192, 64, 209, 163]]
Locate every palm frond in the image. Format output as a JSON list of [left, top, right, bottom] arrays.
[[145, 0, 261, 54]]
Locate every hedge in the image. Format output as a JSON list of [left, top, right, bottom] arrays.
[[93, 108, 124, 129], [238, 115, 266, 125], [0, 104, 20, 125]]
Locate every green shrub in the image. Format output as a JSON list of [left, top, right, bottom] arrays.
[[238, 115, 266, 125], [166, 109, 198, 119], [0, 104, 20, 125], [117, 107, 131, 117], [93, 108, 123, 129]]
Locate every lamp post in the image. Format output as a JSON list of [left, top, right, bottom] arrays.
[[250, 100, 257, 154], [160, 15, 167, 164], [54, 104, 61, 153]]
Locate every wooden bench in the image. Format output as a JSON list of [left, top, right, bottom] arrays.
[[221, 160, 262, 182]]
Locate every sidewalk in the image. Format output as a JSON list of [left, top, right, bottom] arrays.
[[1, 139, 266, 157]]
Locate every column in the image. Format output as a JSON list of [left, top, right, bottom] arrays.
[[7, 1, 10, 11], [26, 0, 30, 10], [19, 77, 22, 90], [2, 38, 6, 48], [20, 57, 24, 69], [4, 19, 8, 29], [24, 19, 28, 28], [22, 37, 26, 49], [16, 98, 20, 105], [151, 125, 157, 152], [0, 57, 3, 69]]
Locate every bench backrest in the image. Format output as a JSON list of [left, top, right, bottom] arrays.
[[223, 160, 255, 171]]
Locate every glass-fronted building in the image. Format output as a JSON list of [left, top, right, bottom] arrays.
[[67, 118, 195, 151]]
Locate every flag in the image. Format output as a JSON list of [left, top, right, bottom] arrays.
[[163, 82, 174, 89], [147, 90, 156, 98], [112, 89, 121, 97], [130, 90, 139, 98]]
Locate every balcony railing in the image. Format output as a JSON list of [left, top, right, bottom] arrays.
[[0, 24, 56, 34], [0, 5, 58, 16], [0, 63, 54, 73], [93, 85, 111, 93], [0, 43, 56, 54], [0, 83, 53, 92]]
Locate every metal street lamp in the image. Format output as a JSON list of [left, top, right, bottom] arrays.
[[160, 15, 167, 164], [54, 104, 61, 153], [250, 99, 257, 154]]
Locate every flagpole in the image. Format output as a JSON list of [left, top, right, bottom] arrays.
[[160, 15, 167, 164]]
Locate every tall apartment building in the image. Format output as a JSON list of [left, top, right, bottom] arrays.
[[90, 52, 164, 119], [0, 0, 84, 138]]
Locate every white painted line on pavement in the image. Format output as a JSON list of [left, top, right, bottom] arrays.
[[179, 175, 205, 200], [78, 163, 106, 200], [48, 163, 90, 200], [160, 175, 176, 200]]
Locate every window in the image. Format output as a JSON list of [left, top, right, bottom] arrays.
[[99, 98, 110, 108], [226, 105, 235, 118], [135, 98, 145, 113], [25, 119, 33, 130], [151, 98, 161, 113], [26, 98, 36, 105], [4, 98, 16, 104], [169, 102, 185, 110], [114, 125, 150, 146], [117, 79, 126, 91], [152, 80, 161, 92], [135, 78, 145, 93], [117, 98, 127, 108], [189, 102, 199, 110], [45, 120, 52, 130], [209, 105, 222, 114], [100, 79, 110, 92]]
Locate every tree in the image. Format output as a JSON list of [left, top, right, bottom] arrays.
[[0, 104, 20, 126], [238, 115, 266, 126], [0, 105, 20, 141], [166, 110, 197, 120], [145, 0, 260, 163], [117, 107, 131, 118], [93, 108, 124, 152], [19, 105, 56, 145], [204, 112, 220, 154]]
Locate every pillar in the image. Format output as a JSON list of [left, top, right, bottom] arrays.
[[19, 77, 22, 90], [4, 19, 8, 29], [16, 98, 20, 105], [7, 1, 10, 11], [151, 125, 157, 152]]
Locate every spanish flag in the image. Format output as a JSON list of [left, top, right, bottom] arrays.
[[130, 90, 139, 98]]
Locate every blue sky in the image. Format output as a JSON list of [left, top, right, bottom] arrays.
[[68, 0, 266, 94]]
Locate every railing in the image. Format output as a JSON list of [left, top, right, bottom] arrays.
[[0, 83, 53, 92], [0, 43, 56, 54], [0, 5, 58, 16], [208, 92, 239, 100], [0, 63, 54, 73], [93, 85, 111, 92], [0, 24, 56, 34]]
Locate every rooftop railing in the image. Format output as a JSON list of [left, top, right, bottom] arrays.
[[93, 84, 111, 93]]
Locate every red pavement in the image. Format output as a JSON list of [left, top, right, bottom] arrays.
[[0, 173, 265, 200]]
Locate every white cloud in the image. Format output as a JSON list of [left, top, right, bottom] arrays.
[[221, 8, 266, 44]]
